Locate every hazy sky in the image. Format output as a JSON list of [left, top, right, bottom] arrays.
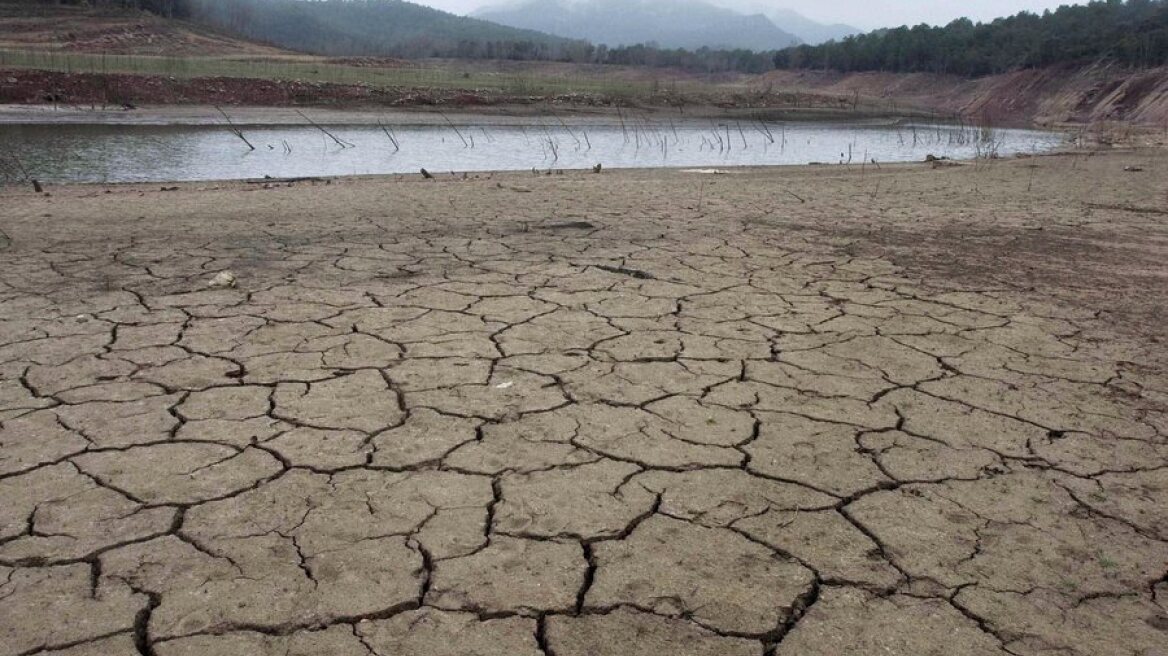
[[415, 0, 1087, 30]]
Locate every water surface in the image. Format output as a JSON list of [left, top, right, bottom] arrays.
[[0, 119, 1064, 184]]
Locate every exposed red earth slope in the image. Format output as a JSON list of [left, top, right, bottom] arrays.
[[760, 63, 1168, 126]]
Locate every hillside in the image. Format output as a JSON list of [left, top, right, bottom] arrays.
[[474, 0, 800, 51], [760, 62, 1168, 126], [183, 0, 588, 59], [3, 1, 1167, 127], [774, 0, 1168, 76], [0, 2, 288, 56]]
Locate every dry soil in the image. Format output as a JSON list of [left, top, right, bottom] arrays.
[[0, 149, 1166, 655]]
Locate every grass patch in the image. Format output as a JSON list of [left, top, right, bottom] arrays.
[[0, 49, 685, 99]]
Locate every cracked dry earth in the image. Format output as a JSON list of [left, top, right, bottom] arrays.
[[1, 147, 1167, 656]]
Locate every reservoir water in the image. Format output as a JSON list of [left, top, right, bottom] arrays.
[[0, 118, 1065, 184]]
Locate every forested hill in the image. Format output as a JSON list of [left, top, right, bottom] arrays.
[[774, 0, 1168, 76], [192, 0, 590, 58], [59, 0, 590, 59]]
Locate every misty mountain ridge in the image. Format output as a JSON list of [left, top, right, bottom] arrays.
[[708, 1, 861, 44], [474, 0, 803, 51]]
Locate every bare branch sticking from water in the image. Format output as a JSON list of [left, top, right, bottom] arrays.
[[215, 105, 255, 151], [295, 110, 355, 149]]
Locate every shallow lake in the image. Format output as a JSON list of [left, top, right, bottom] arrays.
[[0, 118, 1065, 184]]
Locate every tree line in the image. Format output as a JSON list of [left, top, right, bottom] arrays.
[[36, 0, 193, 18], [773, 0, 1168, 76]]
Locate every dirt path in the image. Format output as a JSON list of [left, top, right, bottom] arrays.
[[0, 150, 1166, 655]]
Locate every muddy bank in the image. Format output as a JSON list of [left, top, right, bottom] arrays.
[[0, 102, 631, 127], [0, 68, 904, 119], [6, 62, 1168, 128], [0, 68, 582, 109], [0, 102, 900, 127]]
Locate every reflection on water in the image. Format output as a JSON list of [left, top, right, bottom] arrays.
[[0, 119, 1064, 184]]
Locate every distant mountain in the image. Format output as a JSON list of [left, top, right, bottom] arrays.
[[184, 0, 582, 58], [710, 2, 860, 44], [761, 8, 859, 44], [474, 0, 801, 51]]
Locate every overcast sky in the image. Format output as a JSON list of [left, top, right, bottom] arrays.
[[415, 0, 1087, 30]]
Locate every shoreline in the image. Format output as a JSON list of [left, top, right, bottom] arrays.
[[0, 146, 1086, 191], [0, 151, 1073, 189], [2, 145, 1164, 350]]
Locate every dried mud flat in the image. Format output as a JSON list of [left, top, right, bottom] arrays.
[[1, 149, 1167, 656]]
